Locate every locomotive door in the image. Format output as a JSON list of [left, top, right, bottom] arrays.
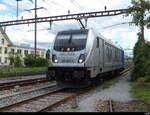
[[97, 37, 103, 69]]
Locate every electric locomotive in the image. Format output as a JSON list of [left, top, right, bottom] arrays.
[[46, 28, 124, 88]]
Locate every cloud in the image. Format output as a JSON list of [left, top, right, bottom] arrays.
[[1, 0, 149, 56], [0, 4, 6, 10]]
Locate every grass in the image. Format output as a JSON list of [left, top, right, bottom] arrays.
[[0, 67, 47, 74], [130, 76, 150, 102], [130, 76, 150, 111]]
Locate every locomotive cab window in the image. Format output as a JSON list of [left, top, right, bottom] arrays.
[[54, 33, 87, 51]]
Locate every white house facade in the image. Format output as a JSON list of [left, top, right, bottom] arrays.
[[0, 28, 46, 66]]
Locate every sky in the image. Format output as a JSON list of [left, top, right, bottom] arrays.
[[0, 0, 150, 57]]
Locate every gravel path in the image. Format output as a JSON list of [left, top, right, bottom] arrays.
[[76, 72, 133, 112]]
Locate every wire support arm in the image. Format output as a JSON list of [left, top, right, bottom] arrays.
[[0, 9, 127, 27]]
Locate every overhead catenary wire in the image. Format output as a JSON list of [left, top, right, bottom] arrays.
[[103, 21, 134, 29]]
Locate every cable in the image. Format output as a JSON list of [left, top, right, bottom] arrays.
[[70, 0, 82, 11], [103, 21, 134, 29]]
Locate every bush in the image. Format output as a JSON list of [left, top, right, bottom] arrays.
[[131, 33, 150, 81], [130, 76, 150, 103], [24, 54, 48, 67], [133, 76, 150, 89], [8, 53, 23, 67], [9, 55, 15, 66], [14, 55, 23, 67]]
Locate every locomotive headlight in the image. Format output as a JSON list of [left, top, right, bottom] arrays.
[[54, 59, 58, 63], [79, 59, 83, 63], [52, 54, 58, 63], [78, 54, 85, 63]]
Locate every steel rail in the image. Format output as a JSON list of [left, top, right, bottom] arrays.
[[39, 93, 77, 112], [0, 77, 48, 90], [0, 84, 61, 112], [108, 99, 113, 112]]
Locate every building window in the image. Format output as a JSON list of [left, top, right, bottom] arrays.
[[2, 39, 4, 44], [41, 52, 44, 56], [17, 49, 22, 54], [5, 57, 7, 63], [0, 47, 2, 54], [24, 50, 28, 55], [36, 51, 39, 55], [4, 48, 7, 54], [11, 49, 15, 54], [31, 51, 35, 55]]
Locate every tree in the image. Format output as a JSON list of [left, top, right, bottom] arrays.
[[8, 54, 15, 66], [46, 49, 51, 60], [8, 53, 23, 67], [14, 55, 23, 67], [126, 0, 150, 40], [24, 54, 48, 67]]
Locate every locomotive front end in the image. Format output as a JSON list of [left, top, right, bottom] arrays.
[[47, 29, 90, 88]]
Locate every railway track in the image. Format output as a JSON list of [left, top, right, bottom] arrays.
[[0, 71, 46, 78], [0, 84, 63, 112], [97, 99, 142, 112], [108, 99, 114, 112], [0, 77, 48, 90], [0, 85, 77, 112], [96, 99, 115, 112], [120, 68, 130, 75], [0, 68, 130, 112]]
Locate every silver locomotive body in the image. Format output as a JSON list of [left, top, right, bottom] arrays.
[[47, 29, 124, 88]]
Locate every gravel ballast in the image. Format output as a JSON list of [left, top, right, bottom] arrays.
[[76, 72, 133, 112], [48, 72, 134, 112]]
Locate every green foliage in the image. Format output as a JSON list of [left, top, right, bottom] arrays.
[[145, 61, 150, 76], [126, 0, 150, 80], [131, 33, 150, 81], [8, 54, 15, 65], [126, 0, 150, 40], [8, 53, 23, 67], [24, 54, 48, 67], [130, 76, 150, 103], [14, 55, 23, 67], [46, 49, 50, 59]]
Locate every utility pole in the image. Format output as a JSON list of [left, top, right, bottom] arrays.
[[25, 0, 44, 59], [16, 0, 22, 20], [35, 0, 37, 58]]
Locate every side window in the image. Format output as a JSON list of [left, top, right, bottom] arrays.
[[96, 37, 99, 48]]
